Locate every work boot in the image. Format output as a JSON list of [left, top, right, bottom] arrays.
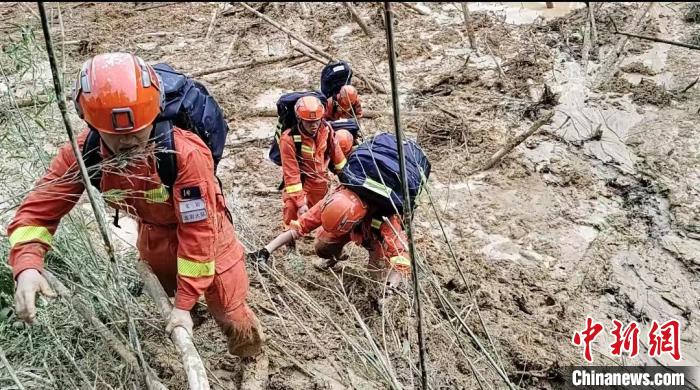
[[228, 315, 265, 358]]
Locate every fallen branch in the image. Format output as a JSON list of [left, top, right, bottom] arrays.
[[240, 2, 386, 93], [137, 261, 211, 390], [292, 47, 378, 94], [594, 3, 654, 87], [245, 108, 429, 119], [43, 271, 168, 390], [134, 2, 178, 11], [399, 2, 429, 16], [189, 53, 303, 77], [680, 76, 699, 93], [610, 17, 700, 50], [469, 111, 554, 174], [343, 2, 372, 37]]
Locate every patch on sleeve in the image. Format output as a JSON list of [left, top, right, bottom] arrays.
[[179, 197, 208, 223], [181, 186, 202, 199]]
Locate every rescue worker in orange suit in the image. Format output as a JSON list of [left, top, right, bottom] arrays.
[[280, 96, 347, 226], [324, 85, 363, 121], [8, 53, 263, 357], [250, 187, 410, 291]]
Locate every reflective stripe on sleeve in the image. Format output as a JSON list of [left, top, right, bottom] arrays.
[[9, 226, 53, 248], [390, 256, 411, 268], [285, 183, 303, 193], [177, 257, 215, 277], [145, 185, 170, 203], [301, 145, 314, 154], [334, 158, 347, 171]]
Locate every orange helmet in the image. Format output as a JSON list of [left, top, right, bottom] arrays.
[[73, 53, 163, 134], [295, 96, 325, 121], [320, 188, 367, 235], [335, 129, 354, 156], [337, 85, 359, 112]]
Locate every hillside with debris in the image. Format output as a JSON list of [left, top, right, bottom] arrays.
[[1, 2, 699, 389]]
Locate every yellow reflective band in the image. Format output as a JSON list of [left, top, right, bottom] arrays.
[[362, 177, 392, 198], [301, 145, 314, 154], [293, 135, 302, 143], [390, 256, 411, 267], [9, 226, 53, 248], [103, 189, 127, 203], [371, 219, 382, 229], [334, 158, 347, 171], [285, 183, 303, 193], [177, 257, 215, 277], [145, 185, 170, 204]]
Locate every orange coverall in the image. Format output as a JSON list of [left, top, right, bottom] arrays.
[[279, 121, 347, 225], [291, 187, 411, 275], [324, 96, 363, 121], [7, 128, 260, 356]]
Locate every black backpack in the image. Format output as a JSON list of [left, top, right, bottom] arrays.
[[268, 91, 327, 166], [320, 60, 353, 98], [341, 133, 431, 216], [82, 63, 229, 193]]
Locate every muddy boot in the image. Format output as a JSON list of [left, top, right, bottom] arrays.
[[228, 315, 265, 358]]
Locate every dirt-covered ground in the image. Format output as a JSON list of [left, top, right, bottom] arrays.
[[1, 2, 699, 389]]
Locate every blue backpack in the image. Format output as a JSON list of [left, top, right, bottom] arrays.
[[321, 60, 353, 98], [82, 63, 229, 192], [341, 133, 430, 215], [268, 91, 327, 166], [328, 118, 361, 139]]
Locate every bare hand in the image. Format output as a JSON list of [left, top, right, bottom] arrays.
[[14, 269, 56, 324]]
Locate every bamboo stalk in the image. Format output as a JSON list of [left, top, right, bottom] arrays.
[[43, 271, 138, 367], [204, 3, 219, 41], [43, 271, 169, 390], [0, 346, 25, 390], [470, 111, 554, 174], [343, 2, 372, 37], [240, 2, 386, 93], [461, 3, 476, 50], [136, 261, 211, 390], [383, 4, 428, 389]]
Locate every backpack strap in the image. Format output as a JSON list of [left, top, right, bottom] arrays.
[[151, 120, 178, 193], [82, 128, 104, 190]]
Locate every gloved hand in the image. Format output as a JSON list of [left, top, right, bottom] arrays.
[[165, 307, 194, 336], [247, 248, 270, 264], [14, 269, 56, 324], [297, 204, 309, 218]]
